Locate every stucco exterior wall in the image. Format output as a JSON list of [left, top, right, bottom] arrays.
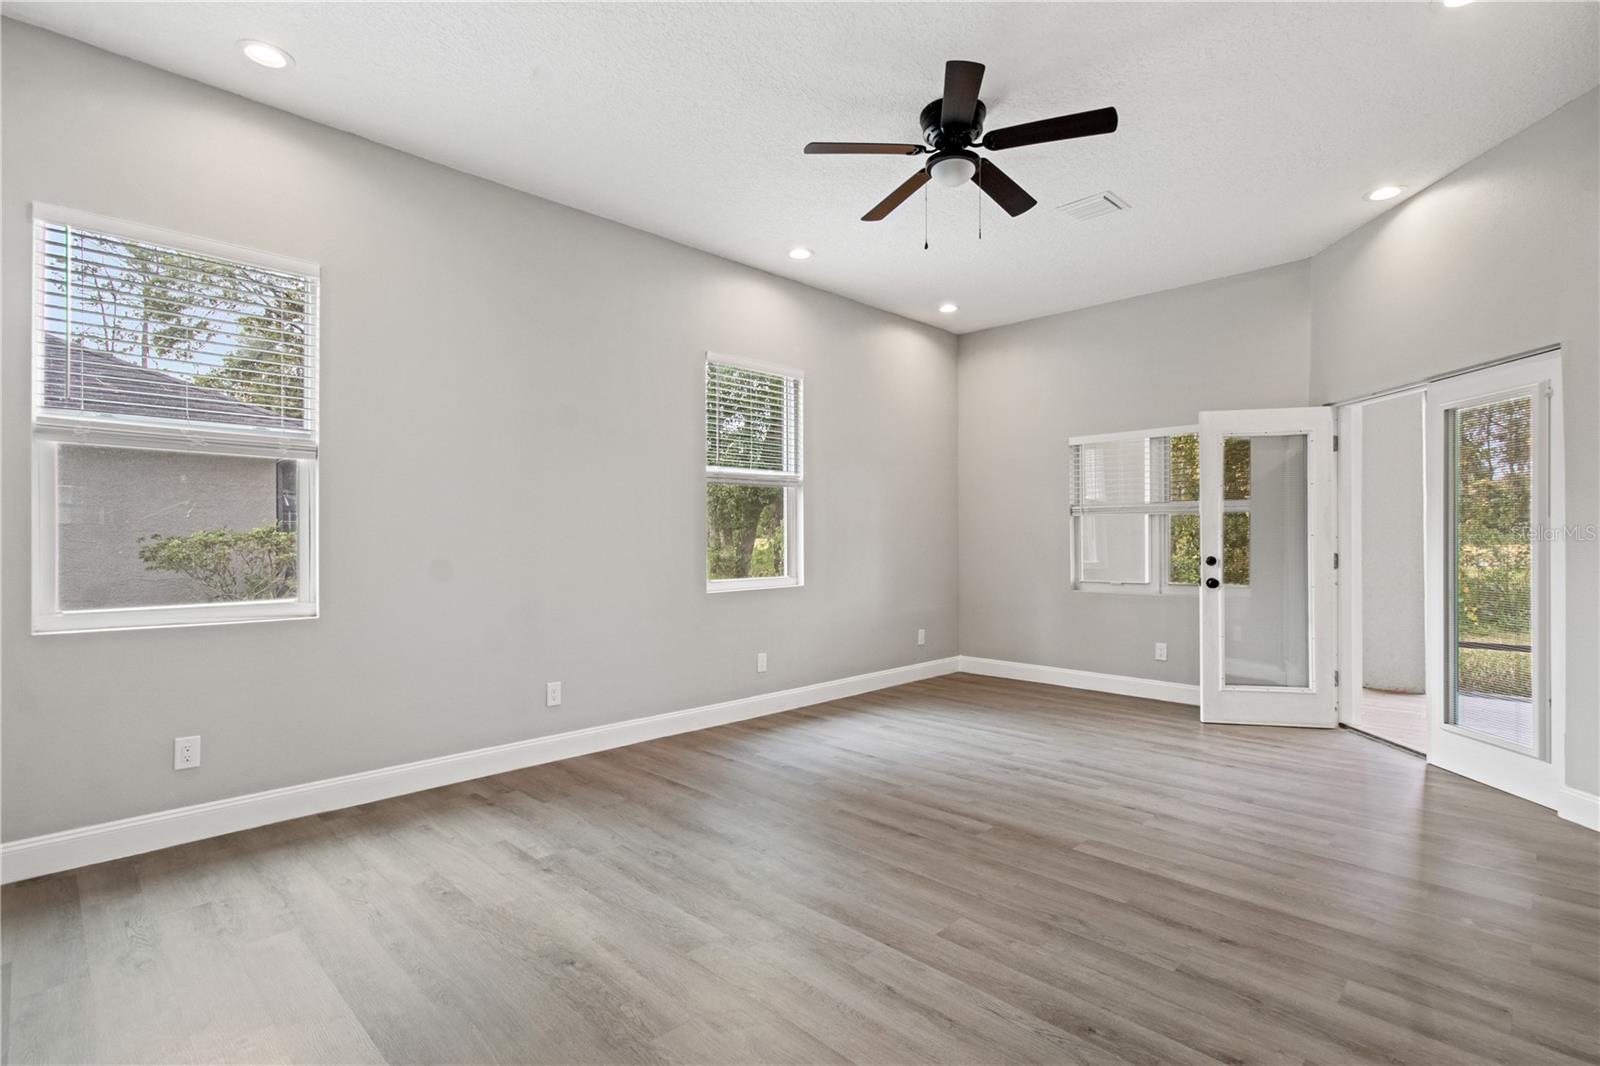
[[56, 445, 280, 610]]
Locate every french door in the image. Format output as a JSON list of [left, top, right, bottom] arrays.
[[1425, 355, 1562, 807], [1198, 407, 1338, 726]]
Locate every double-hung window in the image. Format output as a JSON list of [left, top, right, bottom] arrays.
[[704, 354, 803, 591], [30, 206, 320, 633], [1069, 426, 1251, 594]]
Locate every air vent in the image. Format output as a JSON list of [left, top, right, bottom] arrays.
[[1057, 191, 1130, 221]]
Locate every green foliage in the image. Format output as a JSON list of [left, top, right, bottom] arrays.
[[138, 526, 297, 601], [1458, 648, 1531, 699], [1453, 397, 1533, 698], [706, 484, 784, 580], [705, 361, 793, 581], [1167, 433, 1252, 502], [1168, 512, 1251, 586], [1166, 434, 1253, 584], [192, 285, 308, 421], [60, 232, 309, 421]]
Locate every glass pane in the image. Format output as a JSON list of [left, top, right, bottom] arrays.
[[1222, 434, 1309, 687], [707, 483, 787, 580], [1169, 512, 1249, 585], [1073, 438, 1151, 508], [57, 444, 298, 610], [38, 222, 312, 431], [1449, 396, 1535, 749], [1167, 433, 1250, 503], [705, 363, 798, 474], [1078, 513, 1149, 584]]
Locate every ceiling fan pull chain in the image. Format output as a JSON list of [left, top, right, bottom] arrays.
[[978, 158, 984, 239], [923, 184, 930, 250]]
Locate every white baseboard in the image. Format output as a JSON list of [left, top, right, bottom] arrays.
[[1558, 786, 1600, 831], [0, 656, 959, 884], [957, 655, 1200, 706]]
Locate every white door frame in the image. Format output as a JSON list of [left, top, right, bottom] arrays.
[[1335, 402, 1363, 727], [1199, 406, 1338, 726], [1333, 387, 1428, 728], [1424, 351, 1564, 809]]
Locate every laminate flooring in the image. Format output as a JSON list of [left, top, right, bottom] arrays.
[[4, 674, 1597, 1065]]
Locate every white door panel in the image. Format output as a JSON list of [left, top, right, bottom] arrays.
[[1199, 407, 1338, 726], [1424, 354, 1562, 808]]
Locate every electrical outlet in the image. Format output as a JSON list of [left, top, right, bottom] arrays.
[[917, 628, 927, 646], [174, 736, 201, 770], [1154, 642, 1168, 662], [545, 681, 562, 707], [757, 652, 768, 673]]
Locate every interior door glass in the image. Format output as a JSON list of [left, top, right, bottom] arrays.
[[1448, 396, 1536, 750], [1222, 434, 1310, 688]]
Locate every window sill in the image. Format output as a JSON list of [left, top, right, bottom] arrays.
[[707, 576, 802, 594], [33, 599, 318, 635]]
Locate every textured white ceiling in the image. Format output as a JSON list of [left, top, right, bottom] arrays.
[[5, 2, 1596, 332]]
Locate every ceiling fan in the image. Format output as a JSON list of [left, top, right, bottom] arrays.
[[804, 60, 1118, 222]]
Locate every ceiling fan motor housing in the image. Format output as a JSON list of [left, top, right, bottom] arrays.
[[921, 98, 986, 148]]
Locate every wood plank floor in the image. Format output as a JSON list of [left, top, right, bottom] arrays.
[[4, 674, 1597, 1065]]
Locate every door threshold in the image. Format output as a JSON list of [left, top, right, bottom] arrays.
[[1340, 723, 1425, 758]]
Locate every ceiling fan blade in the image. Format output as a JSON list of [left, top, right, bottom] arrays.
[[939, 60, 986, 130], [982, 106, 1119, 151], [862, 169, 931, 222], [975, 160, 1037, 217], [805, 141, 925, 155]]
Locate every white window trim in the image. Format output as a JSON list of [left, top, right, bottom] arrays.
[[705, 352, 804, 593], [29, 205, 320, 634]]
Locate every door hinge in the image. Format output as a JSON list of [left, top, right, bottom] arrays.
[[1333, 552, 1339, 570], [1334, 670, 1340, 687], [1333, 434, 1339, 452]]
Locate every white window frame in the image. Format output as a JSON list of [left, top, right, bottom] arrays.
[[29, 204, 320, 634], [1070, 423, 1249, 596], [705, 352, 803, 593]]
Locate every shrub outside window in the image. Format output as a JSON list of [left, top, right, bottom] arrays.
[[30, 205, 319, 633]]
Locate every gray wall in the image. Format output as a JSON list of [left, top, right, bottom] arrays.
[[959, 89, 1597, 796], [57, 447, 282, 610], [1359, 393, 1426, 694], [957, 263, 1313, 684], [4, 24, 1595, 843], [1, 24, 959, 841], [1309, 88, 1599, 794]]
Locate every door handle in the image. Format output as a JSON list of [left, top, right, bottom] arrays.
[[1205, 578, 1220, 589]]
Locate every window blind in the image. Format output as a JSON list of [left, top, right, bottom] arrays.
[[34, 219, 319, 445], [705, 360, 802, 481], [1070, 432, 1196, 514]]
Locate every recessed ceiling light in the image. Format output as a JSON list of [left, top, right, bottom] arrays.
[[1365, 185, 1404, 202], [1441, 0, 1474, 8], [938, 302, 959, 314], [238, 40, 293, 69], [788, 247, 813, 261]]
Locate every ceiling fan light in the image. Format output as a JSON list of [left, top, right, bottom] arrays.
[[929, 154, 977, 188]]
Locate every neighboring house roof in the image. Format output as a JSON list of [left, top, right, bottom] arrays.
[[40, 334, 291, 429]]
